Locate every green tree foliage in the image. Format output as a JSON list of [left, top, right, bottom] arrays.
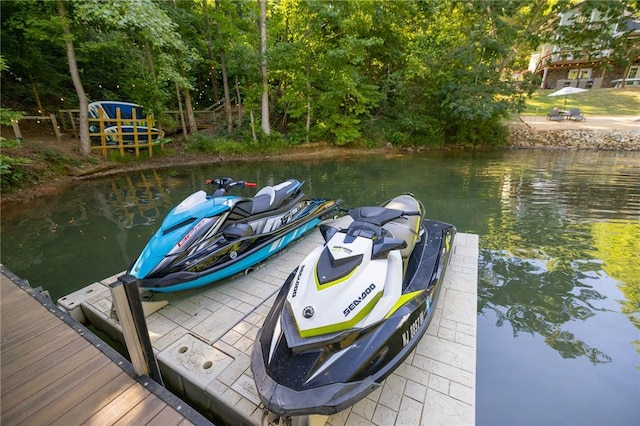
[[73, 0, 199, 114], [0, 1, 72, 110], [2, 0, 622, 148]]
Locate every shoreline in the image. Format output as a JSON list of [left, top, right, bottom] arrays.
[[508, 119, 640, 150], [0, 145, 393, 209], [1, 123, 639, 209]]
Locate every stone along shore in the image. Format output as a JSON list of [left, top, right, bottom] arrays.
[[508, 123, 640, 150]]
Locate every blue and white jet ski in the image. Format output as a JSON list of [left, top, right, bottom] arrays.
[[251, 194, 455, 416], [127, 177, 342, 293]]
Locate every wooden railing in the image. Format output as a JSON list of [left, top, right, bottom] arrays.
[[58, 108, 79, 137], [56, 101, 235, 157], [89, 108, 164, 157], [8, 114, 63, 141], [57, 108, 164, 157], [162, 98, 232, 132]]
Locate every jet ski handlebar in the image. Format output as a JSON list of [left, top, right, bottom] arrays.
[[206, 177, 257, 196]]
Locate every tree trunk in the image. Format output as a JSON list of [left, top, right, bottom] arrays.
[[259, 0, 270, 135], [57, 0, 90, 156], [202, 0, 220, 103], [305, 18, 311, 144], [29, 75, 44, 114], [182, 88, 198, 133], [235, 75, 243, 129], [213, 0, 232, 132], [175, 83, 188, 137], [621, 64, 630, 89], [220, 49, 233, 132], [250, 109, 257, 142], [144, 40, 156, 79]]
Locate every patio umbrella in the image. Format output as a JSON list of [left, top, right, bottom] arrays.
[[548, 87, 588, 109]]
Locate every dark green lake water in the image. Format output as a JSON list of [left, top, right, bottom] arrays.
[[1, 149, 638, 425]]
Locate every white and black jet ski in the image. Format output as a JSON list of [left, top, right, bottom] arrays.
[[251, 194, 456, 416]]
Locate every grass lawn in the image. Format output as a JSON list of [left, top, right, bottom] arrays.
[[523, 87, 640, 116]]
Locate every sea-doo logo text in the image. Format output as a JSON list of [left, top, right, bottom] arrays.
[[291, 265, 305, 298], [178, 219, 206, 247], [343, 284, 376, 317]]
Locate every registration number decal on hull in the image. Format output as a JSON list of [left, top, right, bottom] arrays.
[[402, 309, 426, 347]]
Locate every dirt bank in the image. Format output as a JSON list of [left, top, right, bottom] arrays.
[[0, 130, 394, 207]]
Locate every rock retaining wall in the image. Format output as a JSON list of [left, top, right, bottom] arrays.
[[508, 123, 640, 150]]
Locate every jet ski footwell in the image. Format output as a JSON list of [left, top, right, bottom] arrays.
[[57, 216, 478, 425]]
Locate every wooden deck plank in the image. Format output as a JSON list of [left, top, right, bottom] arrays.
[[2, 346, 103, 414], [1, 318, 69, 354], [1, 296, 54, 322], [0, 267, 209, 426], [151, 405, 194, 426], [0, 298, 47, 321], [1, 352, 110, 424], [1, 281, 48, 312], [1, 323, 79, 366], [42, 368, 136, 426], [1, 322, 78, 366], [1, 336, 91, 395], [113, 393, 167, 426], [1, 299, 60, 341], [1, 344, 97, 400], [80, 378, 152, 425], [0, 314, 62, 351], [0, 277, 23, 298]]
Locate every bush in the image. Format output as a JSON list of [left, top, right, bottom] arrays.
[[0, 154, 31, 186], [0, 138, 31, 188], [185, 133, 249, 155], [0, 108, 24, 126], [444, 119, 509, 146], [185, 131, 291, 156]]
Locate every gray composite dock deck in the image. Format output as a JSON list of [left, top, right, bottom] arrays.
[[0, 266, 211, 426], [58, 217, 479, 425]]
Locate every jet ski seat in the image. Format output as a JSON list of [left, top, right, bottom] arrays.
[[382, 195, 422, 258], [250, 180, 298, 215]]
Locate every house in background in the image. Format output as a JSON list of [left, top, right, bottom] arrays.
[[529, 8, 640, 90]]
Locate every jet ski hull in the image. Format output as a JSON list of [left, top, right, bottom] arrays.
[[138, 212, 326, 293], [128, 178, 341, 293]]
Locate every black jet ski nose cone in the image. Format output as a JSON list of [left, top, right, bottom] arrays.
[[303, 306, 314, 318]]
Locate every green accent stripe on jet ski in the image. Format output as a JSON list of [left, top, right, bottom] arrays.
[[384, 290, 424, 319], [410, 202, 423, 251], [298, 291, 383, 338], [313, 261, 359, 290]]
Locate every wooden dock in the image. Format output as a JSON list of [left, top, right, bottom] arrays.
[[58, 216, 478, 425], [0, 265, 212, 426]]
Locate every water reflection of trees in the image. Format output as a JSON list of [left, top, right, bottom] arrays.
[[100, 170, 177, 229], [479, 249, 612, 364], [477, 152, 640, 363], [590, 222, 640, 364]]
